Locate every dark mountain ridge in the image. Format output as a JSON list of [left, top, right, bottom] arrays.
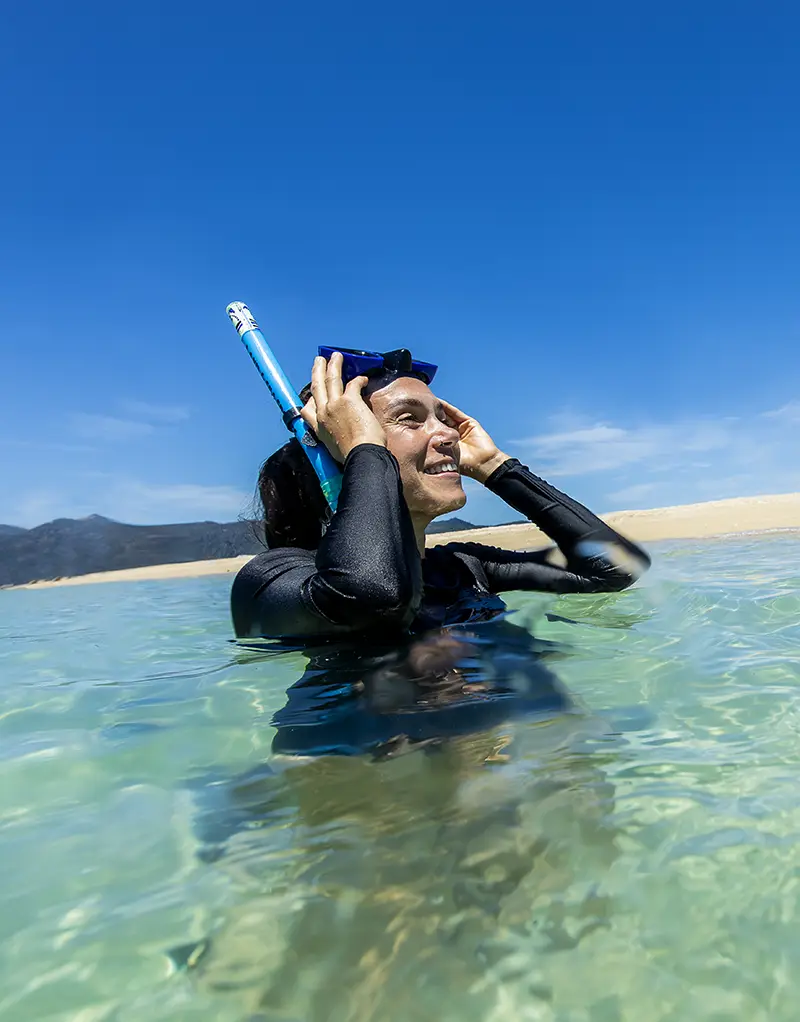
[[0, 516, 264, 587], [0, 514, 478, 587], [0, 524, 27, 537]]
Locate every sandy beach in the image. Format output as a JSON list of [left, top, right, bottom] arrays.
[[6, 492, 800, 591]]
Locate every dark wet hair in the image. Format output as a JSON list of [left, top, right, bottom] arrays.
[[257, 439, 331, 549], [255, 384, 331, 549]]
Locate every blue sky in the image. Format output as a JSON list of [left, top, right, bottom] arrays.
[[1, 2, 799, 528]]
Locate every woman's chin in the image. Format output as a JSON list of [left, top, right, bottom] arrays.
[[434, 487, 467, 517], [411, 474, 467, 518]]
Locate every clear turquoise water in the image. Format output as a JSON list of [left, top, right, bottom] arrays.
[[2, 534, 800, 1021]]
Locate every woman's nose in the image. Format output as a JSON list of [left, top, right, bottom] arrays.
[[431, 421, 460, 447]]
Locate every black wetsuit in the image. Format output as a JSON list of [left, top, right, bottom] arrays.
[[229, 446, 650, 759], [231, 444, 650, 641]]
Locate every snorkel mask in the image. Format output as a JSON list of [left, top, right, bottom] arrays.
[[318, 346, 438, 386]]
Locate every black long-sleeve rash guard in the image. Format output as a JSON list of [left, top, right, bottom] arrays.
[[231, 444, 651, 640]]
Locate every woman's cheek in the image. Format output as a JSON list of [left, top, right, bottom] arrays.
[[384, 433, 413, 468]]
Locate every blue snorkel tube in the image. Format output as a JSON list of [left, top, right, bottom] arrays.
[[226, 302, 343, 512]]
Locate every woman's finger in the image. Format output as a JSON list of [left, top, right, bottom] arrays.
[[325, 351, 345, 401], [310, 356, 328, 412], [343, 374, 370, 398], [439, 398, 471, 427], [299, 396, 319, 431]]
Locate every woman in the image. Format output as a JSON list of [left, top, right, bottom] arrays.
[[193, 351, 641, 1014], [231, 349, 650, 640]]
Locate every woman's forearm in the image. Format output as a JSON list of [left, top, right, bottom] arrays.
[[309, 444, 423, 625], [484, 458, 651, 570]]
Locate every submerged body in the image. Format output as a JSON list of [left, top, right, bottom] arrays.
[[262, 622, 572, 759]]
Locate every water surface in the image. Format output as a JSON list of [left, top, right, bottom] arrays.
[[2, 534, 800, 1021]]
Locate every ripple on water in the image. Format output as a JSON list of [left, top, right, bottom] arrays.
[[1, 537, 800, 1020]]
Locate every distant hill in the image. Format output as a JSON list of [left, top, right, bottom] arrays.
[[0, 515, 265, 587], [0, 513, 479, 587], [0, 524, 27, 537], [426, 516, 476, 534]]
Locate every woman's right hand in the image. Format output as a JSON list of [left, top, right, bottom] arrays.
[[300, 351, 386, 463]]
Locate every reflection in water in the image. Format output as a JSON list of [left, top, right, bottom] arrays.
[[269, 620, 573, 760], [184, 620, 621, 1021]]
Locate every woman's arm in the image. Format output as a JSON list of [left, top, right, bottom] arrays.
[[437, 400, 649, 595], [449, 457, 650, 594], [231, 444, 422, 638]]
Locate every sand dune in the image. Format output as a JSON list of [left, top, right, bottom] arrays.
[[427, 491, 800, 550], [5, 493, 800, 590], [5, 556, 255, 590]]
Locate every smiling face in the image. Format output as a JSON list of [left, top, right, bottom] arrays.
[[366, 375, 466, 521]]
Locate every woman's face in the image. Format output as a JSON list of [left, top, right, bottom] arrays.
[[367, 376, 466, 520]]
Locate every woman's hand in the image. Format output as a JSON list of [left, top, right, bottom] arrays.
[[300, 352, 386, 463], [440, 399, 510, 484]]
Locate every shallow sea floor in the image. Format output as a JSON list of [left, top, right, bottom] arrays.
[[2, 534, 800, 1021]]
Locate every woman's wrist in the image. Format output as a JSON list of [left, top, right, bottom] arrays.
[[470, 451, 511, 484], [340, 435, 387, 459]]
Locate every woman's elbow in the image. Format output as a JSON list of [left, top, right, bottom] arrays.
[[312, 574, 419, 630], [348, 581, 419, 628], [598, 571, 639, 593], [592, 557, 650, 593], [572, 540, 651, 593]]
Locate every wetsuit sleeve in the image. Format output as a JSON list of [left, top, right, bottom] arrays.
[[231, 444, 422, 638], [447, 458, 651, 594]]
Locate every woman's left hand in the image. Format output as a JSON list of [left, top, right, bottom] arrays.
[[440, 400, 510, 484]]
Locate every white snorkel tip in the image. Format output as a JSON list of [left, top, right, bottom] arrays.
[[226, 301, 258, 335]]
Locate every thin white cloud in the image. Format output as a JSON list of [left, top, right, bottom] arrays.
[[119, 400, 191, 423], [3, 491, 79, 528], [0, 478, 251, 528], [66, 402, 189, 443], [512, 416, 736, 477], [763, 401, 800, 425], [508, 402, 800, 510], [68, 413, 155, 442], [606, 481, 661, 506], [0, 438, 96, 454], [112, 480, 250, 522]]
